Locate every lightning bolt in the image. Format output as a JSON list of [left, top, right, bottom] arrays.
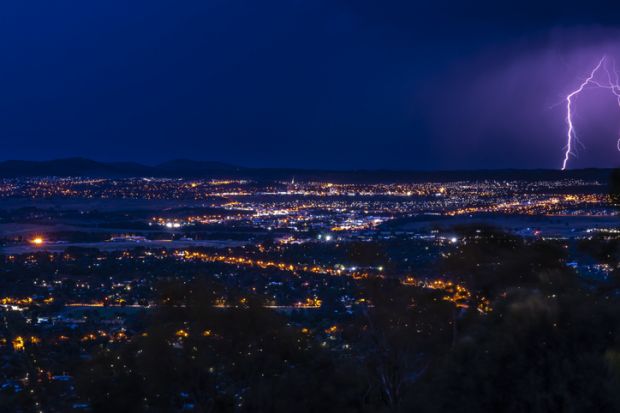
[[562, 56, 620, 170]]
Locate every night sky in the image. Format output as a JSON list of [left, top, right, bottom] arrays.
[[2, 1, 620, 169]]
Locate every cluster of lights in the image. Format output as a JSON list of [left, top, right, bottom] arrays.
[[179, 250, 371, 279], [402, 276, 491, 313]]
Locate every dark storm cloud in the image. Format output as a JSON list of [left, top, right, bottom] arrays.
[[1, 0, 620, 168]]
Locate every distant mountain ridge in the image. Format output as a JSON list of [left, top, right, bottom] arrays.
[[0, 158, 615, 183], [0, 158, 241, 178]]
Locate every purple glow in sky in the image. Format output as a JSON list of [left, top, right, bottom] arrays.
[[561, 55, 620, 169], [423, 28, 620, 169]]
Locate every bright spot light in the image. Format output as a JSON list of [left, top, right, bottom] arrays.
[[31, 237, 44, 246], [450, 237, 458, 243]]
